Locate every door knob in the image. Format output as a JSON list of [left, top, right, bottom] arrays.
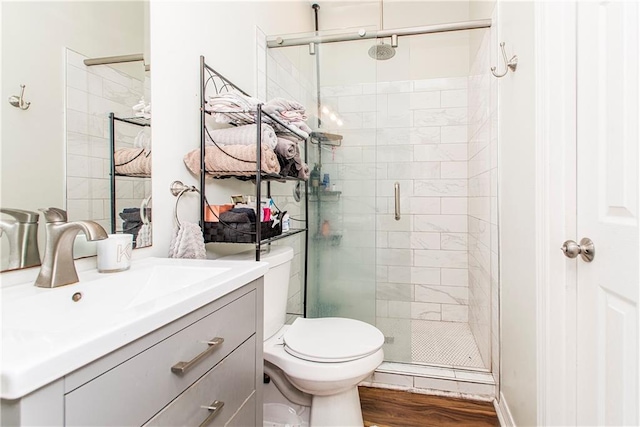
[[561, 238, 595, 262]]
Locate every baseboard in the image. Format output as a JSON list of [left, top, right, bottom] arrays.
[[494, 392, 516, 427]]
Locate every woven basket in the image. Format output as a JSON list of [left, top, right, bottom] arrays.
[[203, 219, 282, 243]]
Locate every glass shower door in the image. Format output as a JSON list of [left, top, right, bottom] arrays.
[[266, 25, 495, 371], [305, 33, 379, 326]]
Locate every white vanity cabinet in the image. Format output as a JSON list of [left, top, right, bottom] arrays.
[[1, 279, 264, 426]]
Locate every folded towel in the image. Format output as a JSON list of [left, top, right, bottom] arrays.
[[230, 207, 257, 223], [207, 92, 261, 111], [183, 144, 280, 177], [119, 208, 142, 242], [207, 94, 311, 140], [263, 98, 310, 139], [114, 148, 151, 177], [275, 137, 297, 159], [279, 123, 309, 139], [136, 223, 152, 248], [206, 124, 277, 150], [297, 162, 310, 180], [206, 92, 262, 125], [263, 98, 307, 117], [168, 222, 206, 259], [134, 129, 151, 149], [219, 211, 251, 223], [276, 151, 310, 181]]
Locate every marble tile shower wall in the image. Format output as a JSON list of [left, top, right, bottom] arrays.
[[318, 77, 469, 357], [467, 27, 498, 374], [65, 49, 150, 230], [259, 31, 316, 320]]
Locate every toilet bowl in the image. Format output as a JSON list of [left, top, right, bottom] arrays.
[[221, 246, 384, 427]]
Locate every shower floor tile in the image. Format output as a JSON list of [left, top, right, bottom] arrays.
[[410, 320, 485, 369]]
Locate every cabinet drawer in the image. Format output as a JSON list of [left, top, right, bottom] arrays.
[[226, 393, 257, 427], [145, 336, 256, 427], [65, 290, 256, 427]]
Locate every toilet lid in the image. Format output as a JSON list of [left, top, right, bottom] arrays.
[[283, 317, 384, 363]]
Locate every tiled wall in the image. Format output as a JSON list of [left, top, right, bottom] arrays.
[[258, 29, 315, 320], [318, 77, 470, 361], [65, 49, 151, 231], [467, 25, 499, 377]]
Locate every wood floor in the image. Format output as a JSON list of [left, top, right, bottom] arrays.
[[359, 386, 500, 427]]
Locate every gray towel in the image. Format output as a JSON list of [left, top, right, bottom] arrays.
[[275, 137, 297, 159], [219, 211, 251, 223]]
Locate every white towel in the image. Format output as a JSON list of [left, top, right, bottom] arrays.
[[206, 124, 277, 150], [134, 129, 151, 149], [136, 223, 152, 248], [168, 222, 206, 259]]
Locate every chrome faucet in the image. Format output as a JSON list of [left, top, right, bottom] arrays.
[[0, 208, 41, 270], [35, 207, 108, 288]]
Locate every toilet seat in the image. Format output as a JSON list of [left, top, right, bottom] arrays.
[[264, 327, 384, 395], [283, 317, 384, 363]]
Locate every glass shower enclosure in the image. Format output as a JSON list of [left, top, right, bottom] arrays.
[[265, 22, 497, 373]]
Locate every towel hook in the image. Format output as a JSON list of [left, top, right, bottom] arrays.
[[8, 84, 31, 110], [170, 180, 199, 227], [491, 42, 518, 78]]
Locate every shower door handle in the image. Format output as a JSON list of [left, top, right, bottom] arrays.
[[394, 182, 401, 221]]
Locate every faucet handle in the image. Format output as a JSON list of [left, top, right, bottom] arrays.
[[0, 208, 40, 223], [39, 207, 68, 223]]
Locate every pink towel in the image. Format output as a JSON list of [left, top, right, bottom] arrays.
[[184, 144, 280, 177], [114, 148, 151, 177]]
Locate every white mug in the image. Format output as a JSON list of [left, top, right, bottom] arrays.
[[97, 234, 133, 273]]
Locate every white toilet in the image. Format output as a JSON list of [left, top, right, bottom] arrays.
[[222, 246, 384, 427]]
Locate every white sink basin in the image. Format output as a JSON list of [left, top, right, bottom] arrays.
[[3, 264, 229, 333], [1, 257, 268, 399]]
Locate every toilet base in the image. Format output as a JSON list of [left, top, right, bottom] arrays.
[[309, 387, 363, 427]]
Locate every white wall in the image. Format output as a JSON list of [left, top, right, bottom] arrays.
[[497, 1, 537, 425], [149, 1, 312, 256], [1, 1, 144, 211], [467, 0, 499, 391]]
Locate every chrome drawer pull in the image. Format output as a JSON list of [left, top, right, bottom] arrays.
[[171, 337, 224, 375], [199, 400, 225, 427]]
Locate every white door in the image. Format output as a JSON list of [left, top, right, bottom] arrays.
[[576, 1, 639, 425]]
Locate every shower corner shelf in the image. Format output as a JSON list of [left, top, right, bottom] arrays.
[[198, 55, 309, 257], [309, 190, 341, 202], [310, 131, 343, 147], [312, 233, 342, 246]]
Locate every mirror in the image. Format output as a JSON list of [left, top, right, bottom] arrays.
[[1, 1, 151, 272]]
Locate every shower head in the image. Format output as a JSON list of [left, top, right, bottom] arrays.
[[368, 42, 396, 60]]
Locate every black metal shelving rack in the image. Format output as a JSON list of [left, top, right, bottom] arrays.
[[199, 55, 309, 314], [108, 113, 151, 234]]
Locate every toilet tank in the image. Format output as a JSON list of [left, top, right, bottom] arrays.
[[220, 246, 294, 340]]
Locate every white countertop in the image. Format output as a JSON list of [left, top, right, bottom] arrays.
[[0, 257, 267, 400]]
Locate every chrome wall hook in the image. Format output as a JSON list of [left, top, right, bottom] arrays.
[[491, 42, 518, 78], [8, 84, 31, 110]]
